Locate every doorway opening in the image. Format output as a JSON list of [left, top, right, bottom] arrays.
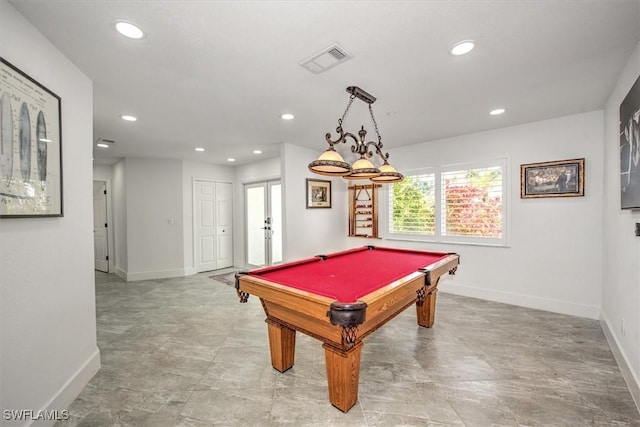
[[245, 180, 282, 268], [93, 180, 110, 272]]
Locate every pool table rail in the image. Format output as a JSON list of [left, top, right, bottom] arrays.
[[236, 273, 346, 347]]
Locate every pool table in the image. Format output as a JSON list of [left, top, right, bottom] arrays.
[[235, 245, 459, 412]]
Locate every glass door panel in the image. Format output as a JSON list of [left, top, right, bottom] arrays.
[[246, 184, 266, 267], [245, 180, 282, 268]]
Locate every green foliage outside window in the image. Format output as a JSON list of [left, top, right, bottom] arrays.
[[390, 166, 503, 239], [390, 175, 435, 234]]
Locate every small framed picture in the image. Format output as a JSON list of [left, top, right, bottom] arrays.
[[520, 158, 585, 198], [306, 178, 331, 208]]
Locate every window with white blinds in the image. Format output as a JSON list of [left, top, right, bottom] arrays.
[[386, 159, 507, 246], [388, 173, 435, 235]]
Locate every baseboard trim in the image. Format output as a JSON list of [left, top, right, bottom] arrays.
[[120, 268, 187, 282], [114, 266, 127, 281], [442, 282, 600, 319], [600, 313, 640, 413], [31, 347, 100, 427]]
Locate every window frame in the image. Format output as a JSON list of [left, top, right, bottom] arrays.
[[382, 158, 509, 247]]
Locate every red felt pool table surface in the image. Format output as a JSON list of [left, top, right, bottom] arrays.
[[248, 246, 450, 303]]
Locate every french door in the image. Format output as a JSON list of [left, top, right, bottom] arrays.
[[245, 180, 282, 268]]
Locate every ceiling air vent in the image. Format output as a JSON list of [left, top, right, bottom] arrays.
[[328, 47, 346, 60], [95, 137, 116, 148], [299, 44, 353, 74]]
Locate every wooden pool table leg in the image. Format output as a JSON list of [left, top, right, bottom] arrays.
[[266, 319, 296, 372], [322, 342, 364, 412], [416, 284, 438, 328]]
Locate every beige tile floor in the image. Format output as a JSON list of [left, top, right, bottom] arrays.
[[56, 271, 640, 426]]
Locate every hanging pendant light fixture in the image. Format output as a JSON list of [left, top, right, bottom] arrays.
[[308, 86, 403, 183]]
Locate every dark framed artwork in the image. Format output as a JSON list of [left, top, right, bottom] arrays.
[[620, 74, 640, 209], [520, 158, 585, 198], [306, 178, 331, 208], [0, 57, 63, 217]]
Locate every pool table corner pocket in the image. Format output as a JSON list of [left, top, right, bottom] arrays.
[[234, 271, 250, 303], [327, 301, 367, 350]]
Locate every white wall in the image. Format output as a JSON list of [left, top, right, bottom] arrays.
[[122, 158, 184, 280], [112, 160, 128, 275], [98, 154, 285, 275], [281, 143, 348, 260], [92, 163, 113, 182], [603, 39, 640, 405], [98, 159, 236, 279], [182, 161, 234, 274], [370, 111, 604, 319], [233, 156, 281, 268], [0, 1, 99, 425]]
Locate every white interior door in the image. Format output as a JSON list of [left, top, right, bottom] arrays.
[[195, 180, 217, 272], [93, 181, 109, 272], [195, 180, 233, 272], [245, 180, 282, 268]]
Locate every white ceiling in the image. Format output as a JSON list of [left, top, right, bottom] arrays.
[[10, 0, 640, 166]]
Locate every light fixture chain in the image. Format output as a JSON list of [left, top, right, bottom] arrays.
[[338, 94, 357, 127], [369, 104, 382, 144]]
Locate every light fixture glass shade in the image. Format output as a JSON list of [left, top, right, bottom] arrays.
[[308, 149, 352, 176], [370, 163, 404, 183], [344, 157, 380, 180]]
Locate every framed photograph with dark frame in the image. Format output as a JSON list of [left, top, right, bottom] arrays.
[[0, 57, 63, 218], [520, 158, 584, 199], [306, 178, 331, 208], [620, 74, 640, 210]]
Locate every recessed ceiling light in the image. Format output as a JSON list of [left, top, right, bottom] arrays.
[[121, 115, 137, 122], [195, 147, 205, 152], [115, 21, 144, 39], [450, 40, 475, 56], [489, 108, 506, 116], [253, 150, 262, 154], [97, 143, 109, 148], [227, 158, 236, 162], [281, 113, 294, 120]]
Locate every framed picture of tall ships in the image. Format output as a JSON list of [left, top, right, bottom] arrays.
[[621, 74, 640, 210], [0, 57, 62, 217]]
